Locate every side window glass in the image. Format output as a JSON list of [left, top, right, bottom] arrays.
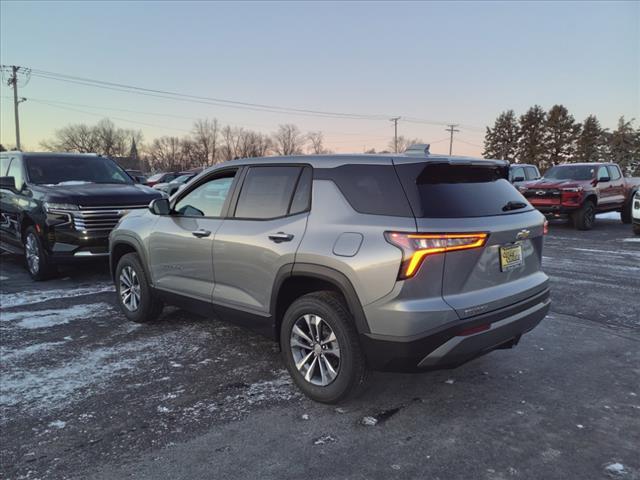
[[235, 166, 301, 219], [607, 165, 621, 180], [7, 158, 24, 190], [510, 167, 525, 181], [289, 167, 312, 215], [174, 174, 235, 217], [597, 166, 609, 181], [525, 167, 538, 180]]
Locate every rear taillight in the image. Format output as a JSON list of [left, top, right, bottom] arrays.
[[543, 220, 549, 235], [385, 232, 489, 280]]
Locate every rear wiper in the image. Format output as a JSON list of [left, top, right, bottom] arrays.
[[502, 201, 528, 212]]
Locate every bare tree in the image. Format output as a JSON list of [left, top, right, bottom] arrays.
[[307, 131, 331, 154], [387, 135, 424, 153], [273, 124, 306, 156], [147, 136, 184, 171], [192, 118, 220, 166]]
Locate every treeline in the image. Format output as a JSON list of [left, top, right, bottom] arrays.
[[40, 118, 331, 172], [483, 105, 640, 174]]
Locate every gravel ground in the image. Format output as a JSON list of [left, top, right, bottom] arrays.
[[1, 214, 639, 480]]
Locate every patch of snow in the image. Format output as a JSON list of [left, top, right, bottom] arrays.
[[0, 341, 67, 363], [48, 420, 66, 429], [0, 276, 8, 281], [301, 414, 310, 420], [605, 463, 626, 475], [313, 434, 336, 445], [169, 362, 183, 368], [516, 410, 524, 415], [597, 212, 621, 220], [444, 379, 455, 384], [622, 237, 640, 243], [391, 465, 401, 471], [157, 406, 171, 413], [361, 416, 378, 426], [576, 424, 584, 429], [0, 284, 114, 309], [0, 303, 112, 329], [334, 407, 347, 414]]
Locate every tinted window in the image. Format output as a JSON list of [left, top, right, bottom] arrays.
[[289, 167, 312, 215], [7, 158, 24, 190], [0, 156, 11, 176], [510, 166, 525, 181], [525, 166, 539, 180], [395, 162, 529, 218], [314, 164, 412, 217], [235, 166, 301, 219], [174, 174, 235, 217], [25, 156, 132, 185], [607, 165, 621, 180], [544, 165, 595, 181]]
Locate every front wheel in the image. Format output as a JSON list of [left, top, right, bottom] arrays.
[[633, 223, 640, 235], [23, 226, 56, 280], [280, 291, 367, 403], [572, 200, 596, 231], [115, 253, 163, 323], [621, 197, 633, 224]]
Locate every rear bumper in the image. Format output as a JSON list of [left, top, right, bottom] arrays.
[[360, 288, 550, 372]]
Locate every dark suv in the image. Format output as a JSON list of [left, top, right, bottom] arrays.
[[0, 152, 163, 279], [110, 146, 550, 403]]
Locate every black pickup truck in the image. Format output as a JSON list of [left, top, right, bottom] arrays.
[[0, 152, 163, 280]]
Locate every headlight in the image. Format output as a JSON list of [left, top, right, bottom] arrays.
[[517, 186, 528, 193], [43, 202, 79, 212]]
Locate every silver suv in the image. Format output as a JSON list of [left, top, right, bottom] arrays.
[[109, 147, 550, 403]]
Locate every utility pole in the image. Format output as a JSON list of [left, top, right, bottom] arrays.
[[5, 65, 28, 150], [446, 124, 459, 156], [390, 117, 400, 153]]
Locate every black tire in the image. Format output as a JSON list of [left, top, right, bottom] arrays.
[[572, 200, 596, 231], [280, 291, 367, 404], [621, 196, 633, 224], [115, 252, 163, 323], [23, 226, 56, 281], [633, 223, 640, 235]]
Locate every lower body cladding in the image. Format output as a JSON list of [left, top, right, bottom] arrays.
[[360, 289, 550, 372]]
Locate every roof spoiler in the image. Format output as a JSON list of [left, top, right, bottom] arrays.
[[404, 144, 431, 156]]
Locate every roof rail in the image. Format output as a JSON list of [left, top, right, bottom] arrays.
[[404, 144, 431, 156]]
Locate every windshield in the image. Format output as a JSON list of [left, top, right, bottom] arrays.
[[25, 156, 133, 185], [544, 165, 595, 181], [173, 174, 194, 184]]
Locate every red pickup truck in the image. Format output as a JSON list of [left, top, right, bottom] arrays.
[[519, 162, 640, 230]]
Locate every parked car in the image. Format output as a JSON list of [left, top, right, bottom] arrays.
[[633, 191, 640, 235], [519, 162, 640, 230], [145, 171, 183, 187], [509, 163, 540, 187], [153, 172, 199, 196], [0, 152, 163, 280], [110, 147, 550, 403]]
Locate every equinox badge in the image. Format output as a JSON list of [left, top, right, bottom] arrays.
[[516, 229, 530, 240]]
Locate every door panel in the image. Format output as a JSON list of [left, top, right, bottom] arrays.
[[212, 213, 308, 313]]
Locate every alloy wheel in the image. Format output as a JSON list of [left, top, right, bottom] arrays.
[[290, 314, 341, 386], [25, 234, 40, 275], [119, 265, 141, 312]]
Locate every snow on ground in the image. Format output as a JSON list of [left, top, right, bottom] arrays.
[[0, 284, 114, 309], [0, 303, 113, 329], [597, 212, 622, 221]]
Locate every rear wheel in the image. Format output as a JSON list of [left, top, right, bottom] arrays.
[[621, 197, 633, 224], [23, 226, 56, 280], [280, 291, 367, 403], [115, 253, 163, 323], [572, 200, 596, 231], [633, 224, 640, 235]]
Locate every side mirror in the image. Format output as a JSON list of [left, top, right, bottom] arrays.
[[598, 176, 611, 183], [149, 197, 170, 215], [0, 176, 16, 191], [513, 176, 525, 183]]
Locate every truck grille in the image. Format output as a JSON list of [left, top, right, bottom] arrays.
[[73, 204, 148, 232], [523, 189, 561, 199]]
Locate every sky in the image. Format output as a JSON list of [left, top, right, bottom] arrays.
[[0, 0, 638, 156]]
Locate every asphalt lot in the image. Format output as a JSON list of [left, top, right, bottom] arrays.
[[1, 214, 639, 480]]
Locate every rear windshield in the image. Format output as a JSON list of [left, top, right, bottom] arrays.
[[544, 165, 595, 181], [395, 162, 532, 218], [25, 156, 133, 186]]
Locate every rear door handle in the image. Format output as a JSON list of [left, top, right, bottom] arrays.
[[192, 229, 211, 238], [268, 232, 294, 243]]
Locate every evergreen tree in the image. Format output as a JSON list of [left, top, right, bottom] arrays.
[[483, 110, 519, 160], [608, 116, 636, 173], [545, 104, 580, 166], [576, 115, 606, 162], [517, 105, 547, 169]]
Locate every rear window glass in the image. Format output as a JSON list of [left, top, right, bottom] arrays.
[[395, 162, 531, 218], [314, 165, 412, 217]]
